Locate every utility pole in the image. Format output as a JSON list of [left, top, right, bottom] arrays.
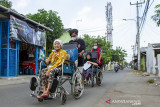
[[130, 0, 145, 71], [131, 45, 135, 69]]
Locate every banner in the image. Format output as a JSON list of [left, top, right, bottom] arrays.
[[10, 15, 46, 47]]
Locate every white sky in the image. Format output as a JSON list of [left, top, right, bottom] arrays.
[[10, 0, 160, 62]]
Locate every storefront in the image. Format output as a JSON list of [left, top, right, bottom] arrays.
[[0, 5, 52, 77]]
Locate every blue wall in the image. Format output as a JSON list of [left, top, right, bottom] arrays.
[[0, 21, 18, 77]]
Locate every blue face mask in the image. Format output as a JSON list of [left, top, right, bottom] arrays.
[[94, 46, 98, 49]]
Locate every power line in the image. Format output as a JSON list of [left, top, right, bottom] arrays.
[[79, 26, 105, 31], [139, 0, 151, 35], [80, 29, 106, 33], [148, 0, 154, 9]]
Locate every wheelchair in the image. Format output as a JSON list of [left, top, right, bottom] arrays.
[[29, 43, 84, 105], [85, 51, 103, 87]]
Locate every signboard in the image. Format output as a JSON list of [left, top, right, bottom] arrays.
[[10, 15, 46, 47]]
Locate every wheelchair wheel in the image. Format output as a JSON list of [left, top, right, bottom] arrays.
[[60, 88, 67, 105], [96, 71, 103, 86], [61, 93, 67, 105], [91, 74, 94, 87], [38, 98, 43, 102], [30, 77, 38, 91], [72, 70, 84, 99], [37, 90, 44, 102]]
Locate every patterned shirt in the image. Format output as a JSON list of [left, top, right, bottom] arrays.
[[48, 49, 67, 72]]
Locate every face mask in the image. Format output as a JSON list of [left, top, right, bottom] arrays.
[[72, 36, 77, 41], [94, 46, 98, 49]]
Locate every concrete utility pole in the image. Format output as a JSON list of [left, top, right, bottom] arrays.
[[131, 45, 135, 68], [130, 0, 145, 71]]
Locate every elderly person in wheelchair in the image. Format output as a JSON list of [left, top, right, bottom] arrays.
[[37, 39, 67, 99], [83, 52, 98, 82]]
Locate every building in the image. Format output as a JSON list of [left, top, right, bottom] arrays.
[[59, 28, 71, 44], [146, 43, 160, 75], [0, 5, 52, 77], [47, 28, 71, 56]]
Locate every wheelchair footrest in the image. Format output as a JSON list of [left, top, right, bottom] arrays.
[[30, 93, 37, 98], [49, 78, 58, 93], [44, 97, 53, 100]]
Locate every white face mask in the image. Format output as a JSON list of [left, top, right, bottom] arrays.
[[94, 46, 98, 49], [72, 36, 77, 41]]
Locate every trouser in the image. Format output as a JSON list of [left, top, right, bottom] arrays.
[[40, 67, 62, 86], [83, 68, 92, 80]]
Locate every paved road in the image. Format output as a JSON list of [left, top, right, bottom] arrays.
[[0, 69, 130, 107]]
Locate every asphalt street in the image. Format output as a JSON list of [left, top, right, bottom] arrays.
[[0, 69, 129, 107]]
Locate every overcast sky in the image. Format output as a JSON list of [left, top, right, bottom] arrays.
[[10, 0, 160, 62]]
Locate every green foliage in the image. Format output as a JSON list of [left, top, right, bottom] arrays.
[[147, 79, 154, 84], [129, 61, 133, 68], [82, 34, 112, 64], [124, 61, 129, 67], [151, 4, 160, 26], [111, 47, 127, 63], [0, 0, 12, 8], [26, 9, 64, 55], [83, 34, 110, 51], [82, 34, 127, 64]]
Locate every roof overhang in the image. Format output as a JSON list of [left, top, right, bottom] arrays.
[[0, 4, 53, 32]]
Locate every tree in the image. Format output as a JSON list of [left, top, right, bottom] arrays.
[[0, 0, 12, 8], [82, 34, 127, 64], [111, 47, 127, 64], [129, 61, 134, 69], [124, 61, 129, 67], [82, 34, 112, 64], [26, 9, 64, 56], [151, 4, 160, 26]]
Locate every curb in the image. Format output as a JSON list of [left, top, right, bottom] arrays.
[[0, 76, 36, 86], [0, 82, 29, 86]]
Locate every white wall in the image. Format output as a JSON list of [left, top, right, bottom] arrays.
[[157, 54, 160, 77], [146, 44, 154, 73]]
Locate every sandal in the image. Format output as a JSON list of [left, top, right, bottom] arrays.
[[41, 93, 49, 98], [37, 93, 49, 99], [37, 94, 43, 99]]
